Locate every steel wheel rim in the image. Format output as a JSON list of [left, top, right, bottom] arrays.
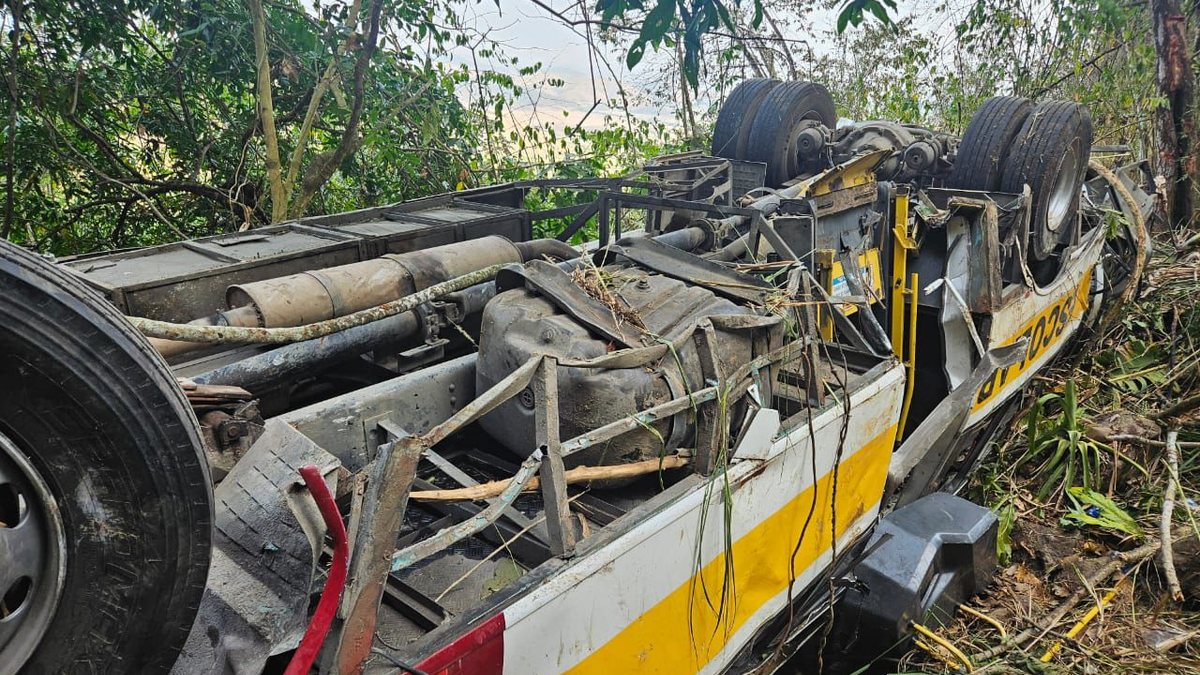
[[0, 430, 66, 668], [1046, 145, 1082, 234]]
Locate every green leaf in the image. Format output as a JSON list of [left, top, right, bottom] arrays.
[[995, 501, 1016, 565], [836, 0, 895, 34], [866, 0, 891, 24], [1061, 487, 1144, 537], [640, 0, 677, 43], [626, 39, 646, 70]]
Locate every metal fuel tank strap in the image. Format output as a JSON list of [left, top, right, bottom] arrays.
[[595, 236, 773, 305]]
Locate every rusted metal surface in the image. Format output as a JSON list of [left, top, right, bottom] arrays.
[[810, 182, 878, 214], [535, 356, 576, 557], [691, 320, 723, 475], [596, 236, 772, 304], [332, 434, 422, 675], [225, 236, 520, 328], [129, 263, 504, 345], [390, 450, 543, 572], [65, 198, 530, 322]]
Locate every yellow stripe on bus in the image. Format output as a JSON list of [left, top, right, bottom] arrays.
[[566, 425, 898, 674], [972, 268, 1092, 412]]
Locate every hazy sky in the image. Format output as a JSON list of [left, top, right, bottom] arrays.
[[448, 1, 688, 131], [445, 0, 947, 132]]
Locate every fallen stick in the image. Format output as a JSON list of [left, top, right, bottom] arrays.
[[1162, 430, 1184, 601], [1153, 392, 1200, 421], [1105, 434, 1200, 449], [971, 532, 1175, 664], [409, 455, 691, 501]]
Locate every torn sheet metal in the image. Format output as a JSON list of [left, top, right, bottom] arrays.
[[887, 341, 1026, 507], [173, 420, 339, 675]]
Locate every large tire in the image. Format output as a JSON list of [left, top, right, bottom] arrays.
[[744, 81, 837, 186], [0, 239, 211, 673], [1000, 101, 1093, 261], [946, 96, 1033, 190], [711, 78, 780, 160]]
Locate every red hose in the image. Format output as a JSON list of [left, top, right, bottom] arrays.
[[284, 464, 350, 675]]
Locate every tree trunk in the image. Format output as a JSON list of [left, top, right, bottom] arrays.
[[1151, 0, 1195, 228], [248, 0, 287, 223]]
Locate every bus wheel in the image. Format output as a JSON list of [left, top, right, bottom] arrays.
[[0, 238, 212, 673]]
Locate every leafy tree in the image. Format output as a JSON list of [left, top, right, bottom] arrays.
[[0, 0, 686, 254]]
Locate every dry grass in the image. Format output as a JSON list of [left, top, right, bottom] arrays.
[[569, 260, 646, 332], [899, 229, 1200, 674]]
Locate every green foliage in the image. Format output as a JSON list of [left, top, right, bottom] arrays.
[[0, 0, 682, 255], [1061, 486, 1144, 538], [815, 18, 953, 127], [954, 0, 1156, 146], [599, 0, 758, 88], [1099, 339, 1168, 395], [995, 498, 1016, 564], [1015, 381, 1108, 501], [835, 0, 896, 34]]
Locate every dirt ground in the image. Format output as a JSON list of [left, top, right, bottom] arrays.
[[895, 232, 1200, 673]]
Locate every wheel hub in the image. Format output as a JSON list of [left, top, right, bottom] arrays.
[[0, 430, 66, 668], [1046, 145, 1082, 234]]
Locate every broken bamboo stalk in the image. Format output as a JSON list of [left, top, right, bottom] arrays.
[[1162, 430, 1184, 601], [409, 455, 691, 502]]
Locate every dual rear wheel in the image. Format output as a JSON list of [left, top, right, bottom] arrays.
[[711, 78, 837, 187], [948, 96, 1094, 272]]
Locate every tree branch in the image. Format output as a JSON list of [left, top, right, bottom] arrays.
[[284, 0, 363, 202], [291, 0, 383, 217], [248, 0, 287, 223]]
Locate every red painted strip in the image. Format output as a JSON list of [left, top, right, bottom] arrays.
[[416, 612, 506, 675], [283, 465, 349, 675]]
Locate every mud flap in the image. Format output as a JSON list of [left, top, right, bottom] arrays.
[[827, 492, 998, 669]]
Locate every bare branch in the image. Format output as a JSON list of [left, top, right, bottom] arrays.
[[248, 0, 287, 223], [284, 0, 364, 201], [291, 0, 384, 217]]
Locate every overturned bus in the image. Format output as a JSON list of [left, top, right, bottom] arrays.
[[0, 82, 1153, 674]]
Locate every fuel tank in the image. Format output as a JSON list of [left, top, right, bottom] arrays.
[[476, 263, 783, 467]]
